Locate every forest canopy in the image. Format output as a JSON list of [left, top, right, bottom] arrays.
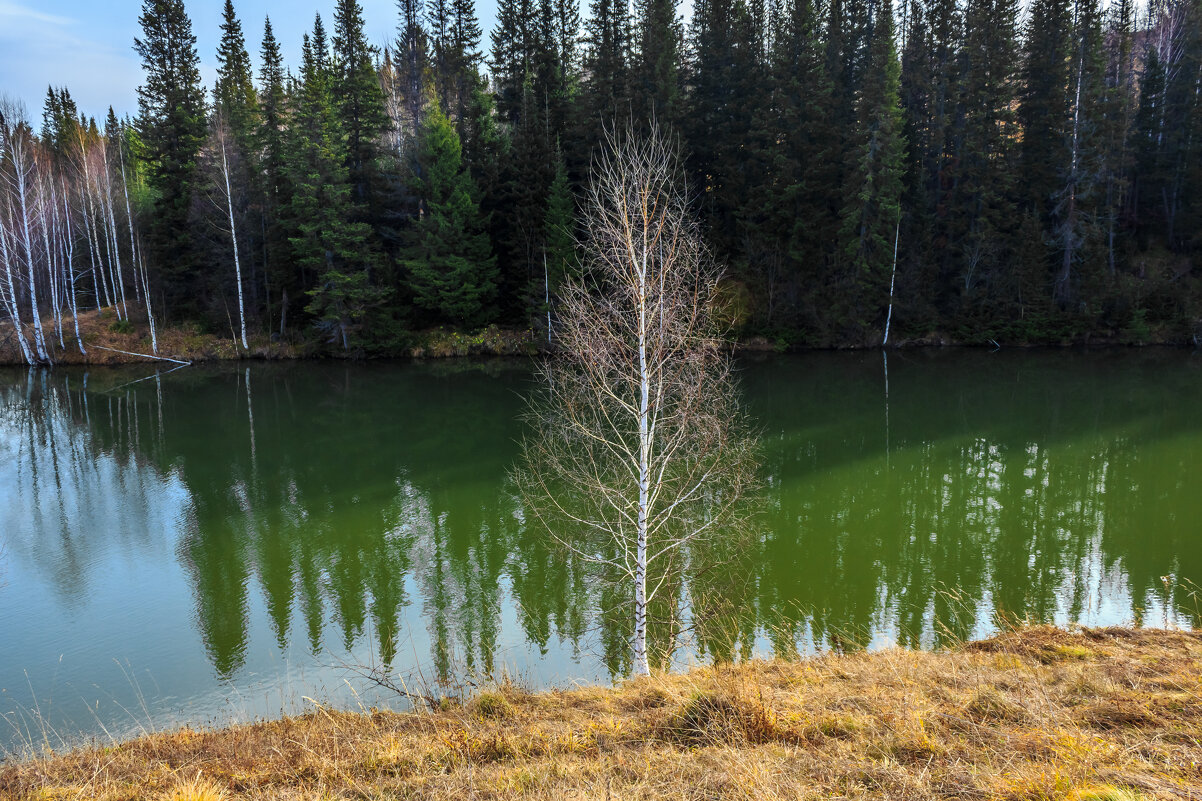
[[3, 0, 1202, 360]]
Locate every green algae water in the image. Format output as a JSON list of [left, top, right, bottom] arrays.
[[1, 351, 1200, 752]]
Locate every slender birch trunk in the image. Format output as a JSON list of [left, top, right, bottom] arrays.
[[12, 144, 50, 362], [0, 199, 35, 365], [61, 177, 85, 354], [101, 143, 128, 318], [219, 133, 248, 349]]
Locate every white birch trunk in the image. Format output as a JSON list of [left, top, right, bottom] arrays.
[[60, 177, 85, 354], [219, 134, 249, 349], [0, 202, 35, 365], [13, 147, 50, 362], [101, 143, 128, 318], [633, 248, 652, 678]]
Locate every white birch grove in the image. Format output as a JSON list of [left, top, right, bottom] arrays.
[[0, 96, 153, 365], [516, 126, 757, 677]]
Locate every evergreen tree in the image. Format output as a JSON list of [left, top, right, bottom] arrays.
[[837, 0, 906, 336], [395, 0, 429, 138], [540, 152, 575, 333], [257, 16, 290, 331], [686, 0, 764, 256], [285, 20, 386, 349], [214, 0, 258, 149], [946, 0, 1020, 322], [134, 0, 207, 316], [632, 0, 681, 125], [1019, 0, 1073, 219], [332, 0, 390, 209], [404, 104, 499, 328], [578, 0, 631, 159]]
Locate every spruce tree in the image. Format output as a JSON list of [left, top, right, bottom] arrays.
[[686, 0, 763, 256], [258, 16, 291, 331], [578, 0, 631, 158], [947, 0, 1020, 324], [632, 0, 681, 126], [332, 0, 390, 209], [134, 0, 207, 316], [404, 104, 499, 328], [1019, 0, 1073, 219], [214, 0, 258, 149], [395, 0, 429, 138], [837, 0, 906, 336], [540, 152, 576, 333], [286, 20, 386, 350]]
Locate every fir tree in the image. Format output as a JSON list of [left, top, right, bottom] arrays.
[[838, 0, 906, 336], [134, 0, 208, 317], [632, 0, 681, 125], [404, 104, 499, 328], [214, 0, 258, 149], [258, 16, 290, 330], [286, 20, 386, 349], [332, 0, 390, 208]]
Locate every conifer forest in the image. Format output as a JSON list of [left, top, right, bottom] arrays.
[[3, 0, 1202, 361]]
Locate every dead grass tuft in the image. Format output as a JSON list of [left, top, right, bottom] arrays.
[[3, 625, 1201, 800]]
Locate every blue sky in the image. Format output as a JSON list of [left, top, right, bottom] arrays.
[[0, 0, 501, 122]]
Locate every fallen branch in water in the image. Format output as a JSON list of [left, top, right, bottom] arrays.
[[89, 345, 191, 365]]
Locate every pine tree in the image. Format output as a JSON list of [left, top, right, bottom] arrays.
[[404, 104, 499, 328], [838, 0, 906, 337], [948, 0, 1020, 321], [743, 0, 837, 333], [134, 0, 207, 316], [1130, 44, 1164, 251]]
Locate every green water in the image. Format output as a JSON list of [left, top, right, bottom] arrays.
[[1, 351, 1200, 753]]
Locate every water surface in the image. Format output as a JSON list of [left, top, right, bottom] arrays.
[[1, 351, 1199, 753]]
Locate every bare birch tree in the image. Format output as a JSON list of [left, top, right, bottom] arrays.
[[515, 125, 756, 677]]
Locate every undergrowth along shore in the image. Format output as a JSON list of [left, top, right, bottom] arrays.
[[3, 626, 1200, 800], [1, 307, 1198, 366]]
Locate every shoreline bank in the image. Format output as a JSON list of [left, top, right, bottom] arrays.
[[3, 626, 1199, 799], [1, 308, 1197, 367]]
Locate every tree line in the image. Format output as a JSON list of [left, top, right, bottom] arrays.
[[2, 0, 1201, 362]]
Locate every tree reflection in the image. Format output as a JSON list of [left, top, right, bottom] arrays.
[[2, 350, 1200, 688]]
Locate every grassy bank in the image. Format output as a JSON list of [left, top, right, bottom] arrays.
[[3, 626, 1200, 800]]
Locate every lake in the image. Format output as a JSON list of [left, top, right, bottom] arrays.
[[1, 350, 1200, 754]]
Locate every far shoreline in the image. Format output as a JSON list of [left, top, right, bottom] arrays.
[[1, 306, 1198, 368]]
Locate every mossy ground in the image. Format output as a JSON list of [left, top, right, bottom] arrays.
[[3, 626, 1200, 799]]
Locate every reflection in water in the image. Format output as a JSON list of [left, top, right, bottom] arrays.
[[1, 352, 1200, 749]]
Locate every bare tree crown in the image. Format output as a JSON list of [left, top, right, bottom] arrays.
[[517, 123, 756, 675]]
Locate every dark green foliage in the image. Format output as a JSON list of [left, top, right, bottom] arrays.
[[134, 0, 207, 318], [837, 0, 906, 339], [103, 0, 1201, 348], [214, 0, 258, 148], [404, 104, 499, 328], [286, 19, 388, 350], [332, 0, 390, 210]]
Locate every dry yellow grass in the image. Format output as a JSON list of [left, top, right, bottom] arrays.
[[3, 626, 1201, 800]]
